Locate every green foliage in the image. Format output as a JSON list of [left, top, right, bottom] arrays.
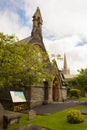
[[0, 33, 54, 88], [67, 109, 84, 124], [74, 68, 87, 95], [0, 32, 18, 45], [69, 89, 80, 98], [51, 54, 63, 60], [67, 79, 77, 89]]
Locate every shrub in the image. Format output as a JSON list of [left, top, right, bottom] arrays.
[[67, 109, 84, 124], [70, 89, 80, 98]]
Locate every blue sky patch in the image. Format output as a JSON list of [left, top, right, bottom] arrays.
[[0, 0, 31, 27], [43, 33, 58, 41], [76, 39, 87, 47], [0, 0, 12, 11], [17, 8, 28, 26]]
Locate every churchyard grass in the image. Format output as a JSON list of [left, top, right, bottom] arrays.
[[4, 105, 87, 130], [79, 97, 87, 100]]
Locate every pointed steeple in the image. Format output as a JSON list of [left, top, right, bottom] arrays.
[[33, 7, 43, 28], [20, 8, 46, 51], [64, 53, 67, 70], [31, 7, 43, 41], [62, 53, 70, 75]]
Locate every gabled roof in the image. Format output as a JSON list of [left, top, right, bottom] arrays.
[[20, 35, 46, 52], [20, 36, 32, 44]]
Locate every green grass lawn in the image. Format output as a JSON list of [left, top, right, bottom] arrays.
[[68, 97, 87, 101], [5, 105, 87, 130], [79, 97, 87, 100]]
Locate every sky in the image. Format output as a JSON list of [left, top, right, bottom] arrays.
[[0, 0, 87, 74]]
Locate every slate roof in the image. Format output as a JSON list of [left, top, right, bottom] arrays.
[[20, 36, 32, 44]]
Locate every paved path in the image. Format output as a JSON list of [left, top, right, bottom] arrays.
[[32, 100, 87, 115], [22, 100, 87, 115]]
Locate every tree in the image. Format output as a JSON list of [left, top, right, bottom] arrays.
[[74, 68, 87, 96], [0, 33, 20, 87], [66, 78, 77, 95], [0, 33, 53, 88], [14, 42, 53, 87]]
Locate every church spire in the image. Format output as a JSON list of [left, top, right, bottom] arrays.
[[62, 53, 70, 75], [33, 7, 43, 28], [31, 7, 43, 42], [64, 53, 67, 70]]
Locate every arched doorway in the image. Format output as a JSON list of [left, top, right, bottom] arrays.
[[52, 77, 59, 101]]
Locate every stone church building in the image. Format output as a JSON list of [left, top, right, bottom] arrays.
[[21, 7, 67, 108], [0, 7, 67, 110]]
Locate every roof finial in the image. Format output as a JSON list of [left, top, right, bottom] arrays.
[[37, 6, 39, 9]]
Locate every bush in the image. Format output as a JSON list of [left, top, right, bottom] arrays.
[[70, 89, 80, 98], [67, 109, 84, 124]]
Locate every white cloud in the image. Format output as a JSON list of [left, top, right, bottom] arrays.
[[44, 35, 87, 74], [0, 8, 31, 39]]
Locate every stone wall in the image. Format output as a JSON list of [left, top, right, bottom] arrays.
[[61, 87, 67, 100], [48, 82, 53, 102], [30, 86, 44, 107]]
